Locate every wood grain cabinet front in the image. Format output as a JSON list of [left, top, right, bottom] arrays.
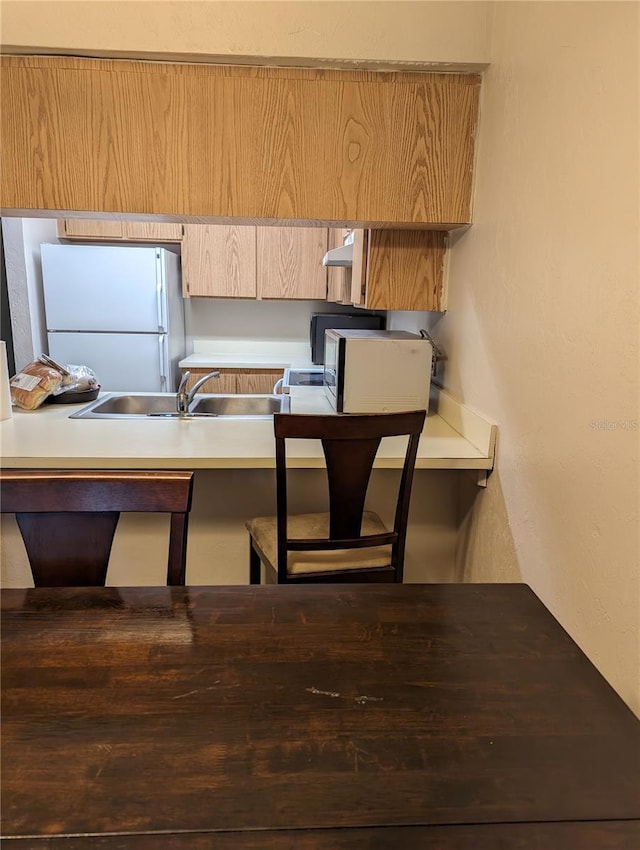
[[326, 228, 352, 305], [5, 57, 480, 227], [348, 229, 448, 312], [122, 222, 182, 242], [181, 225, 257, 298], [57, 219, 124, 240], [184, 370, 237, 395], [235, 370, 285, 394], [182, 368, 283, 395], [182, 225, 329, 301], [57, 220, 182, 242], [56, 219, 446, 310], [257, 227, 328, 300]]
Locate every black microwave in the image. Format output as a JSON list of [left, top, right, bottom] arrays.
[[310, 313, 385, 364]]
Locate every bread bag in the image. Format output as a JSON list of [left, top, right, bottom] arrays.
[[9, 358, 67, 410]]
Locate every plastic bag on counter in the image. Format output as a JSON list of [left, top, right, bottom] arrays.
[[62, 363, 100, 393], [9, 356, 68, 410], [9, 356, 99, 410]]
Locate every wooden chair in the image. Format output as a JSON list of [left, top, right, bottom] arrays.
[[246, 410, 426, 584], [0, 469, 194, 587]]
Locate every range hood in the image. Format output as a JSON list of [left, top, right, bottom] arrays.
[[322, 230, 354, 267]]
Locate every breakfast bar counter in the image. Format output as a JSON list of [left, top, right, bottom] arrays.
[[0, 387, 496, 471], [0, 386, 496, 588]]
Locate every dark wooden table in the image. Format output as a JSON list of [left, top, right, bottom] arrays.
[[2, 584, 639, 849]]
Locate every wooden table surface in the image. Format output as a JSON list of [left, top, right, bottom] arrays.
[[2, 584, 639, 849]]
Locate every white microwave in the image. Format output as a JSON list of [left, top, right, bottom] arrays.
[[323, 329, 432, 414]]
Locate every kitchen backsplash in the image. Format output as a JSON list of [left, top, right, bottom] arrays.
[[185, 298, 362, 346], [185, 298, 438, 349]]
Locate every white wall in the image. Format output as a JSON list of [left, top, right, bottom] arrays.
[[435, 2, 639, 714], [185, 297, 365, 347], [1, 468, 461, 587], [2, 217, 57, 370]]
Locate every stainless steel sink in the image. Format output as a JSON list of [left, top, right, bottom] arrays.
[[70, 394, 177, 418], [69, 392, 290, 419], [190, 396, 287, 417]]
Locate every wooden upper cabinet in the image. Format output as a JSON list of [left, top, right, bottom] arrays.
[[257, 227, 328, 300], [122, 222, 182, 242], [350, 229, 369, 306], [182, 225, 257, 298], [168, 224, 329, 300], [58, 219, 182, 242], [350, 230, 448, 312], [2, 57, 480, 227], [58, 219, 124, 240], [326, 229, 352, 305]]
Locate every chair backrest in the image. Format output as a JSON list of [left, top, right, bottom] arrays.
[[273, 410, 426, 582], [0, 469, 194, 587]]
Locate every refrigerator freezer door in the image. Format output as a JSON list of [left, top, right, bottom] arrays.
[[47, 332, 170, 393], [41, 244, 164, 333]]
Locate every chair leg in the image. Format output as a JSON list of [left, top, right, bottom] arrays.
[[249, 540, 262, 585]]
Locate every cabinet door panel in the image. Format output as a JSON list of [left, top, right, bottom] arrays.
[[365, 230, 446, 311], [349, 229, 368, 306], [60, 219, 124, 239], [7, 57, 479, 224], [122, 222, 182, 242], [236, 370, 283, 394], [213, 371, 238, 393], [59, 219, 183, 242], [326, 228, 351, 304], [183, 369, 236, 394], [257, 227, 328, 300], [182, 225, 257, 298]]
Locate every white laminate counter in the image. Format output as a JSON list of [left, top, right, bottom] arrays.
[[179, 339, 314, 370], [0, 387, 496, 471]]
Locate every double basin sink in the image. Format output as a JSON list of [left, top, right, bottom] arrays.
[[70, 392, 290, 420]]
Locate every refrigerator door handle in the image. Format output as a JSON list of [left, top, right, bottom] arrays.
[[156, 250, 168, 332], [158, 334, 168, 391]]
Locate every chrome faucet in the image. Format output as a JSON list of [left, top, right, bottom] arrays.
[[176, 370, 220, 414]]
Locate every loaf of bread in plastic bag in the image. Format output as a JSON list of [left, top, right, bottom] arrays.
[[9, 359, 65, 410]]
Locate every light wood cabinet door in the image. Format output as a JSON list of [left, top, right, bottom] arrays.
[[257, 227, 328, 300], [349, 229, 368, 306], [349, 229, 447, 311], [182, 368, 234, 394], [235, 370, 283, 394], [181, 368, 282, 395], [8, 57, 480, 226], [182, 225, 257, 298], [58, 219, 183, 242], [211, 371, 238, 394], [58, 219, 124, 239], [326, 228, 352, 304], [366, 230, 447, 311], [121, 222, 182, 242]]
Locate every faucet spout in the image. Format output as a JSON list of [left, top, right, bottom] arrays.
[[176, 370, 221, 414]]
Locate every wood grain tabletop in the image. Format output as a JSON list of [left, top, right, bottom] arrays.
[[2, 583, 639, 848]]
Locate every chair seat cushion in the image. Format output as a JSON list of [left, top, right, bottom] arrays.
[[246, 511, 393, 576]]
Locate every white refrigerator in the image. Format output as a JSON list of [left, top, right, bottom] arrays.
[[41, 243, 185, 392]]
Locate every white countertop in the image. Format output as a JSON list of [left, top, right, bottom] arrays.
[[0, 387, 496, 471], [179, 339, 314, 370]]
